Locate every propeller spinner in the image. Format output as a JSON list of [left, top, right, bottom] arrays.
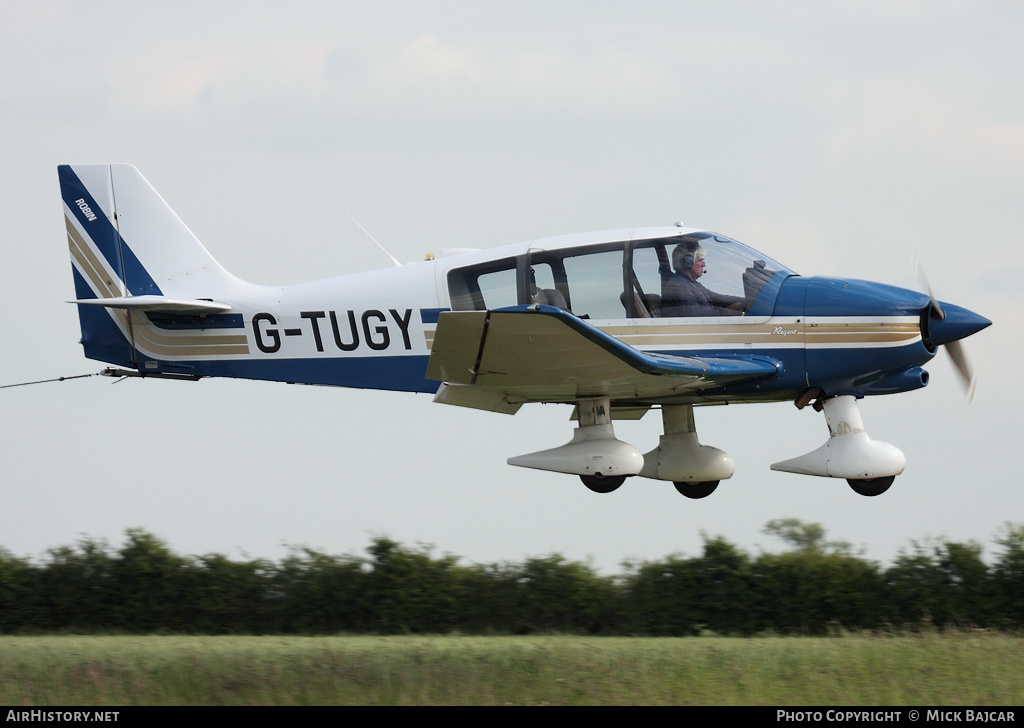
[[916, 258, 991, 401]]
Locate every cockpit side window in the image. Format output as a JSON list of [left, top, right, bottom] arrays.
[[630, 235, 793, 318], [448, 234, 792, 318]]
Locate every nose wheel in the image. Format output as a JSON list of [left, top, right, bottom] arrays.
[[772, 395, 905, 493]]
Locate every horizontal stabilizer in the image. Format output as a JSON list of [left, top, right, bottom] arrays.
[[70, 295, 232, 314]]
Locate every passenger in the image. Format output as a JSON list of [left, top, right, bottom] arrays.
[[661, 242, 746, 317]]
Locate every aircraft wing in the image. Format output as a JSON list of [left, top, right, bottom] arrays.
[[426, 305, 780, 406]]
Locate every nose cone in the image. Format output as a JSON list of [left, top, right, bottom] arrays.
[[928, 302, 991, 346]]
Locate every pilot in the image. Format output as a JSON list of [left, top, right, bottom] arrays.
[[661, 242, 746, 317]]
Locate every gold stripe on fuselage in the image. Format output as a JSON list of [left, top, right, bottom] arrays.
[[420, 316, 921, 352], [606, 319, 920, 350], [66, 213, 250, 358]]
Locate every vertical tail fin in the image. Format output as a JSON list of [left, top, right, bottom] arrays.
[[60, 164, 244, 368]]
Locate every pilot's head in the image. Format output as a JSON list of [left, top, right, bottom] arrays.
[[673, 242, 706, 279]]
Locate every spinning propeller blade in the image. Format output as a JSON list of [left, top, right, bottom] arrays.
[[944, 340, 976, 403], [915, 253, 987, 402], [915, 253, 945, 321]]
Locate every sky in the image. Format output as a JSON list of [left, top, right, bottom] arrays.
[[1, 1, 1021, 572]]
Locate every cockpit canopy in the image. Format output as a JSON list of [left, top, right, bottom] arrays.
[[447, 232, 796, 319]]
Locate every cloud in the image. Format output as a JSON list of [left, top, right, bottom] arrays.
[[329, 33, 676, 121], [89, 26, 694, 126], [378, 33, 489, 87], [824, 75, 1024, 180], [116, 38, 336, 118]]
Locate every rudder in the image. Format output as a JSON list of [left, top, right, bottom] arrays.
[[59, 164, 240, 368]]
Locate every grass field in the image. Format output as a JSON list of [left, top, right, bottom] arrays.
[[0, 632, 1020, 706]]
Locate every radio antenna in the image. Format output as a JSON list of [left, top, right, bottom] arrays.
[[346, 212, 401, 267]]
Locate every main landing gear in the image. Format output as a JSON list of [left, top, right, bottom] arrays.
[[508, 399, 734, 497], [771, 394, 905, 497], [580, 474, 627, 493], [672, 480, 720, 499], [509, 394, 903, 497], [578, 474, 719, 497], [640, 404, 732, 498], [846, 476, 895, 497], [508, 398, 645, 489]]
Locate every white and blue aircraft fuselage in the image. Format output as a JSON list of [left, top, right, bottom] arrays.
[[59, 164, 990, 498]]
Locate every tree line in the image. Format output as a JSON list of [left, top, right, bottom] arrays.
[[0, 520, 1021, 635]]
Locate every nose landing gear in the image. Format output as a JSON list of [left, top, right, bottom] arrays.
[[772, 394, 905, 496]]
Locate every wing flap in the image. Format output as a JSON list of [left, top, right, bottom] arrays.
[[432, 383, 525, 414], [424, 310, 488, 384]]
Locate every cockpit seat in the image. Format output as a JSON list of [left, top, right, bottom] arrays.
[[534, 288, 568, 310]]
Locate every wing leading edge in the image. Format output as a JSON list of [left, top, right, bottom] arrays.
[[426, 304, 780, 409]]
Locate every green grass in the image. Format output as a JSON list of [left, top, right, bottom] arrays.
[[0, 632, 1020, 705]]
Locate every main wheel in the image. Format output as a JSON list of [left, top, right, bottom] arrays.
[[580, 474, 626, 493], [847, 476, 895, 497], [673, 481, 719, 499]]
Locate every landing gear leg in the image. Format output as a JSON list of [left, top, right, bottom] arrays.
[[507, 397, 644, 491], [771, 395, 905, 495], [639, 404, 734, 497]]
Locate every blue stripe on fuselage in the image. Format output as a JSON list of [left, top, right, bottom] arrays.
[[135, 341, 930, 400], [419, 308, 449, 324], [145, 312, 245, 330], [148, 354, 439, 393]]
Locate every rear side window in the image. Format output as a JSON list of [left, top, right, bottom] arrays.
[[447, 257, 518, 311]]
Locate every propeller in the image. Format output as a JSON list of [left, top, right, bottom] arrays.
[[944, 338, 976, 402], [914, 253, 987, 402]]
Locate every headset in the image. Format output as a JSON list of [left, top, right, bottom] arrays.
[[672, 242, 703, 272]]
